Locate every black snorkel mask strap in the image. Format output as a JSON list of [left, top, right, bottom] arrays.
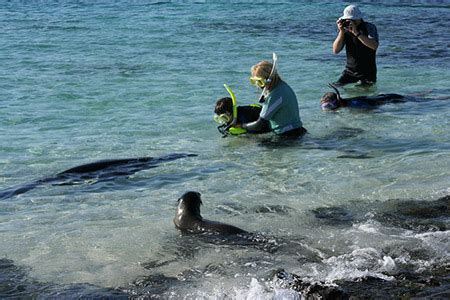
[[217, 124, 230, 138]]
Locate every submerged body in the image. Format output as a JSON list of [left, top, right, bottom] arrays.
[[174, 191, 247, 235], [321, 92, 405, 111], [321, 84, 405, 111]]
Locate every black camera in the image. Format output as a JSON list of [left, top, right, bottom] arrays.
[[339, 19, 350, 28]]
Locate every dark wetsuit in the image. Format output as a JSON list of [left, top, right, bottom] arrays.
[[236, 105, 261, 124], [335, 21, 378, 86], [342, 94, 405, 108]]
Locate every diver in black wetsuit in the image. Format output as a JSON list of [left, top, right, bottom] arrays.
[[214, 97, 262, 125], [320, 83, 405, 111], [213, 97, 271, 136]]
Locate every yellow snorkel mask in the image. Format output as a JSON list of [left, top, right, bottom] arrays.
[[249, 76, 267, 88], [213, 112, 232, 125], [252, 53, 278, 102]]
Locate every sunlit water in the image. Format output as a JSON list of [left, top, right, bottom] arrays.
[[1, 1, 449, 298]]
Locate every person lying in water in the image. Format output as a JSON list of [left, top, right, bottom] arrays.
[[320, 83, 405, 111]]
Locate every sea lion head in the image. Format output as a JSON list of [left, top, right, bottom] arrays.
[[177, 191, 202, 218], [174, 191, 248, 235], [174, 191, 203, 231]]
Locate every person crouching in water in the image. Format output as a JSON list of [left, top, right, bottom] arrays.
[[235, 60, 307, 137]]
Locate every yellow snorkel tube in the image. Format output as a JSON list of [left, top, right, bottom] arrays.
[[222, 84, 247, 136], [217, 53, 277, 137], [224, 84, 238, 122]]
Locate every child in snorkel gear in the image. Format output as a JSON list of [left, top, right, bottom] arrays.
[[214, 97, 262, 126], [237, 56, 307, 137], [213, 83, 269, 136]]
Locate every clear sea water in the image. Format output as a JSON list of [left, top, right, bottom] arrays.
[[1, 1, 449, 298]]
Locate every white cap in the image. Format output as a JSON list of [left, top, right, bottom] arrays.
[[341, 5, 363, 20]]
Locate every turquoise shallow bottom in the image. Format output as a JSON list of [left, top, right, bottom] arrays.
[[0, 1, 449, 298]]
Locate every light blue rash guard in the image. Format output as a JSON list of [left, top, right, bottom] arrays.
[[260, 80, 303, 134]]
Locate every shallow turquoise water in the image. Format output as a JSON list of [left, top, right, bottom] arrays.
[[1, 1, 449, 298]]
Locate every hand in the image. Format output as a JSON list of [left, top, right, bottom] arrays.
[[336, 18, 345, 32]]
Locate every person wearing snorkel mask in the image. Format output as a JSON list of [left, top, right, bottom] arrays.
[[214, 97, 264, 129], [320, 84, 405, 111], [236, 60, 306, 137], [332, 5, 379, 86]]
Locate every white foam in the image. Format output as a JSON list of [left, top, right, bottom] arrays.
[[380, 255, 397, 272], [176, 277, 300, 300], [355, 222, 380, 234], [322, 247, 396, 282], [233, 278, 300, 300]]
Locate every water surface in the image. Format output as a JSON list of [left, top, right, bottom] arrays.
[[1, 1, 449, 298]]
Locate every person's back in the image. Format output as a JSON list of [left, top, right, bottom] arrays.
[[260, 80, 303, 134], [240, 58, 306, 138]]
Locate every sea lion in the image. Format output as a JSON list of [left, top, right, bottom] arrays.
[[174, 191, 247, 235], [0, 153, 197, 200]]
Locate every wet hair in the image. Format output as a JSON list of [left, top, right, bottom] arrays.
[[214, 97, 233, 115], [320, 92, 340, 110], [320, 92, 338, 104], [251, 60, 280, 88]]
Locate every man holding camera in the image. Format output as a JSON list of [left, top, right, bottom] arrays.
[[332, 5, 379, 86]]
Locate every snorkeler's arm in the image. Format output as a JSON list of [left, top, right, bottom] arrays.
[[241, 117, 271, 133]]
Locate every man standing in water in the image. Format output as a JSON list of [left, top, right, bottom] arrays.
[[332, 5, 379, 86]]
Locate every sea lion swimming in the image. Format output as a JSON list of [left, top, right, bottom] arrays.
[[174, 191, 247, 235], [0, 153, 196, 200]]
